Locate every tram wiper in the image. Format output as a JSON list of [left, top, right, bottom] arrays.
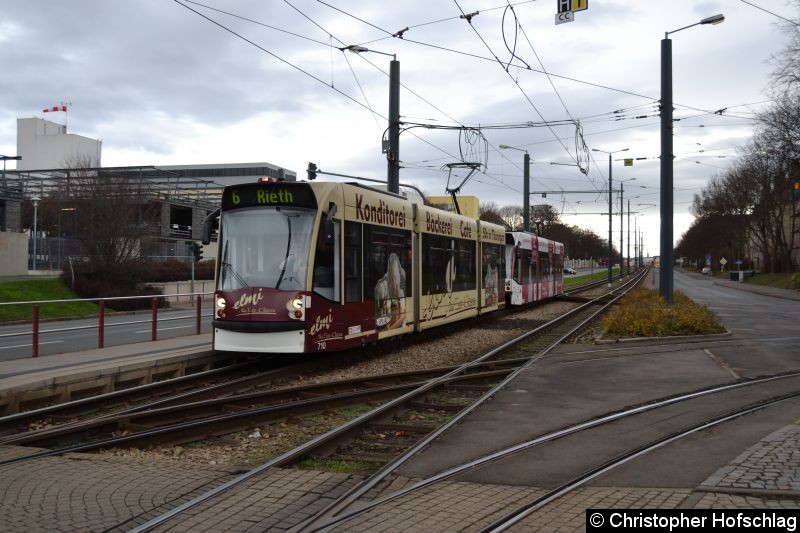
[[275, 211, 292, 290], [220, 243, 249, 289]]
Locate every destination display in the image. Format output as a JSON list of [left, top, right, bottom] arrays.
[[221, 183, 317, 211]]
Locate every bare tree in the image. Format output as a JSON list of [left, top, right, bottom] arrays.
[[768, 0, 800, 94], [499, 204, 522, 231], [478, 201, 508, 228], [57, 157, 155, 279]]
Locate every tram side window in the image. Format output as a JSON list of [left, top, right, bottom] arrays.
[[364, 225, 412, 303], [312, 218, 340, 302], [453, 239, 476, 292], [553, 253, 562, 272], [517, 248, 531, 285], [344, 222, 362, 303], [539, 251, 550, 276]]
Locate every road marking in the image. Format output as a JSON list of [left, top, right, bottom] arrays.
[[704, 348, 741, 380], [135, 325, 193, 334], [0, 341, 64, 350]]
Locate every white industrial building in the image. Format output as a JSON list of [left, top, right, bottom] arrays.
[[1, 116, 296, 276], [16, 117, 102, 170]]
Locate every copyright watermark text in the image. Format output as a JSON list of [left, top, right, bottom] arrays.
[[586, 510, 797, 532]]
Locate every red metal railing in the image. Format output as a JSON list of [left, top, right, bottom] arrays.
[[1, 291, 213, 357]]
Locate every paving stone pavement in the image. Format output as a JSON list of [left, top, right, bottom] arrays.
[[685, 418, 800, 511], [3, 417, 800, 532], [699, 420, 800, 493], [328, 480, 547, 532], [514, 488, 691, 532], [152, 468, 363, 532], [0, 445, 239, 533]]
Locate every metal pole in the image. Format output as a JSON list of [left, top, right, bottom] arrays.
[[660, 36, 674, 303], [98, 300, 105, 348], [151, 298, 158, 341], [32, 304, 40, 358], [32, 200, 39, 271], [607, 154, 613, 287], [627, 200, 631, 275], [196, 295, 202, 335], [387, 58, 400, 193], [620, 181, 624, 278], [523, 152, 530, 232]]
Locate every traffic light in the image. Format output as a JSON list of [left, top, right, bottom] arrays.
[[192, 242, 203, 262], [307, 162, 317, 180]]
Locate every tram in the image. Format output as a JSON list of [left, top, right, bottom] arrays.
[[205, 180, 508, 353], [505, 231, 564, 306]]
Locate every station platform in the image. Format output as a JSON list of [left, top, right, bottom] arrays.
[[0, 334, 214, 414]]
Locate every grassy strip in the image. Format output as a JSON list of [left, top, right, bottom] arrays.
[[743, 272, 800, 291], [602, 288, 724, 338], [0, 279, 98, 322], [563, 267, 620, 288]]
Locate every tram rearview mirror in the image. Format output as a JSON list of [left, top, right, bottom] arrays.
[[202, 208, 220, 245], [325, 202, 338, 220]]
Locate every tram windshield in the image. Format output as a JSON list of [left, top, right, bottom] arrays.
[[218, 207, 316, 291]]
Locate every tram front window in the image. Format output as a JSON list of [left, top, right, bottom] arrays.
[[218, 207, 315, 291]]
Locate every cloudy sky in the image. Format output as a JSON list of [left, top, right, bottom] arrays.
[[2, 0, 796, 256]]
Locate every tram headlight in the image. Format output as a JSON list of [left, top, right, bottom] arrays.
[[215, 297, 226, 318], [286, 296, 305, 320]]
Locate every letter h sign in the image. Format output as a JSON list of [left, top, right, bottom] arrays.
[[558, 0, 587, 12]]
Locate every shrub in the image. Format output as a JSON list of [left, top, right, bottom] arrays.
[[135, 259, 215, 282], [62, 261, 168, 310], [602, 289, 724, 338]]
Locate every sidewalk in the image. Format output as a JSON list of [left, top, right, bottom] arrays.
[[0, 334, 214, 414]]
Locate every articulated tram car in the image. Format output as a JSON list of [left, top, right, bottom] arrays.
[[209, 180, 509, 353], [207, 180, 564, 354], [504, 231, 564, 306]]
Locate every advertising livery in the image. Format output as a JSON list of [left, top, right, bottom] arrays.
[[209, 181, 561, 354]]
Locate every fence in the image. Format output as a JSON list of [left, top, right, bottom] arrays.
[[0, 291, 213, 358]]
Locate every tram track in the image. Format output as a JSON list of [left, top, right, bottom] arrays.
[[0, 279, 622, 463], [0, 360, 523, 457], [0, 270, 623, 449], [125, 269, 648, 532], [296, 371, 800, 532]]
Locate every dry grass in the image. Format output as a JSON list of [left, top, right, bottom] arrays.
[[602, 289, 725, 338]]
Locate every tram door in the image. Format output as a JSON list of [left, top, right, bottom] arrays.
[[312, 216, 340, 302]]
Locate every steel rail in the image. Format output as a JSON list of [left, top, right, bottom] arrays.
[[294, 270, 646, 531], [309, 370, 800, 531], [482, 392, 800, 532], [0, 368, 515, 465], [131, 269, 647, 533], [0, 361, 519, 447]]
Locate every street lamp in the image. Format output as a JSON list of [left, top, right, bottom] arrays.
[[343, 45, 400, 193], [499, 145, 531, 232], [592, 147, 629, 286], [1, 155, 22, 188], [661, 13, 724, 303], [31, 196, 41, 271], [618, 177, 636, 277]]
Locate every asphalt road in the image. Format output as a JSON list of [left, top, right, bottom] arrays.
[[674, 269, 800, 374], [0, 309, 213, 360]]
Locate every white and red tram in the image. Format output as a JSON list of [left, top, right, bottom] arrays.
[[504, 231, 564, 306]]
